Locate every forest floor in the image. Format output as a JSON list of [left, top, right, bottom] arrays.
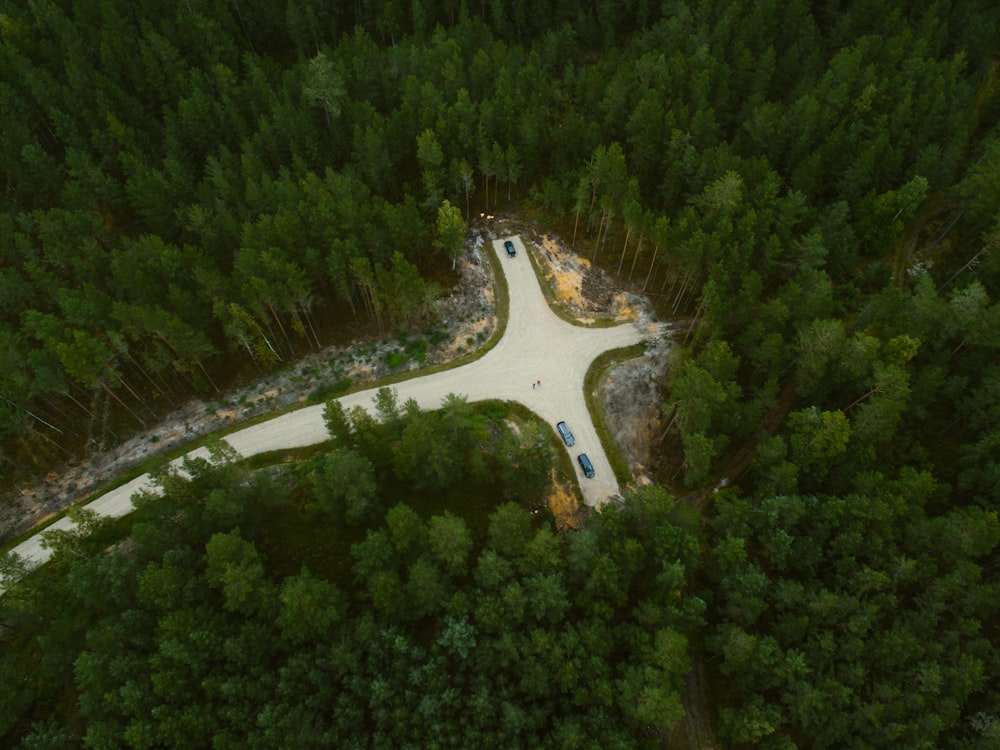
[[1, 220, 669, 545]]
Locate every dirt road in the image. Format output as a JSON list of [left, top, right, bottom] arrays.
[[4, 236, 663, 582]]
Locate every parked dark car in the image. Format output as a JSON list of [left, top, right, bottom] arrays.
[[577, 453, 595, 478], [556, 421, 575, 446], [504, 240, 516, 257]]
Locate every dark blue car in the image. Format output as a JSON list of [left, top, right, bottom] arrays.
[[577, 453, 595, 478], [556, 421, 575, 446], [504, 240, 516, 257]]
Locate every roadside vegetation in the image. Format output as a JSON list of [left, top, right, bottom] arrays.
[[2, 0, 1000, 747], [1, 395, 705, 747]]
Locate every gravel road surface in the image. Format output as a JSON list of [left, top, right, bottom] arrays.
[[4, 236, 661, 584]]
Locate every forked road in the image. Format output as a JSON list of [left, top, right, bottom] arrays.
[[6, 237, 662, 578]]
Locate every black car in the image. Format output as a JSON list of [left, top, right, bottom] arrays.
[[556, 421, 575, 446], [577, 453, 595, 478], [504, 240, 516, 257]]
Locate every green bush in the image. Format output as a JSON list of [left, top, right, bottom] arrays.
[[308, 378, 353, 403]]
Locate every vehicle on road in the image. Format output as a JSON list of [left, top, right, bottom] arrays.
[[556, 421, 575, 446], [504, 240, 516, 257], [577, 453, 595, 478]]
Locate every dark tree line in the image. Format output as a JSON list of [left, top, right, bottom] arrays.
[[704, 484, 999, 748], [633, 3, 1000, 747], [0, 399, 704, 747]]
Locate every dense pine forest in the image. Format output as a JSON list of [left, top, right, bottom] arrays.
[[2, 0, 1000, 747]]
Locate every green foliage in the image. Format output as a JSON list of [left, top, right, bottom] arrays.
[[785, 406, 851, 483], [5, 1, 1000, 746], [666, 342, 744, 486], [374, 251, 442, 331], [497, 420, 554, 500], [435, 199, 468, 269], [705, 482, 1000, 748], [417, 128, 447, 209], [204, 529, 267, 614], [321, 398, 351, 445], [311, 448, 379, 524], [382, 337, 428, 369], [307, 376, 352, 403], [0, 434, 702, 747], [427, 513, 474, 577]]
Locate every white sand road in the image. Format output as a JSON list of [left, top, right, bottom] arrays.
[[3, 237, 663, 587]]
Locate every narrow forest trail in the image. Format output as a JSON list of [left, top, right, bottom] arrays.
[[685, 381, 799, 512], [668, 657, 720, 750], [672, 381, 800, 750]]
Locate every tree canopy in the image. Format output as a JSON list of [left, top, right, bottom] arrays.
[[1, 403, 703, 748], [3, 0, 1000, 746]]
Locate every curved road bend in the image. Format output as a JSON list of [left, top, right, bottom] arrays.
[[5, 237, 663, 582]]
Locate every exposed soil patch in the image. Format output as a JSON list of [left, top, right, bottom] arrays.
[[533, 232, 643, 324], [546, 472, 587, 531], [1, 221, 665, 547], [598, 335, 671, 483]]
